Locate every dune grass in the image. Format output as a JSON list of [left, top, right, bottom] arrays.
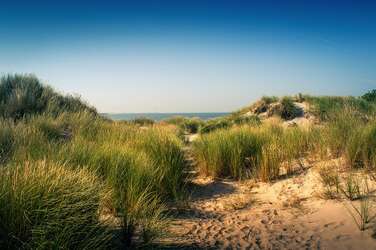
[[0, 120, 14, 164], [304, 95, 376, 121], [0, 160, 113, 249], [0, 99, 187, 247], [192, 126, 265, 179], [3, 74, 376, 247], [192, 124, 321, 180], [317, 103, 376, 169], [164, 116, 204, 134], [346, 121, 376, 169], [131, 117, 155, 126], [0, 74, 96, 120]]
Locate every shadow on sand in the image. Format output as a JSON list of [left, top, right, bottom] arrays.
[[187, 180, 236, 201]]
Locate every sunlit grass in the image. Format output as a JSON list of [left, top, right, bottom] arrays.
[[0, 160, 113, 249]]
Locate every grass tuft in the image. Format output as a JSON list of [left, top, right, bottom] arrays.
[[0, 160, 113, 249]]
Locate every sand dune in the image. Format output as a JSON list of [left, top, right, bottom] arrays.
[[156, 158, 376, 249]]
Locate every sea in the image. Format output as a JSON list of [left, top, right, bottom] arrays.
[[103, 112, 230, 121]]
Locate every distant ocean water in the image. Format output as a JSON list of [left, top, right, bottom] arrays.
[[103, 112, 230, 121]]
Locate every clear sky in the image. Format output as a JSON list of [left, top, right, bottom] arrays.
[[0, 1, 375, 113]]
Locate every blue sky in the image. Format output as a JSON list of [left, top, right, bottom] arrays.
[[0, 1, 375, 113]]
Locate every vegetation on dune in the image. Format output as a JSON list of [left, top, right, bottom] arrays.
[[0, 160, 113, 249], [2, 72, 376, 247], [192, 126, 265, 179], [279, 97, 303, 120], [362, 89, 376, 102], [304, 95, 376, 121], [193, 124, 321, 180], [0, 74, 96, 120], [164, 113, 260, 135], [131, 117, 155, 126], [0, 120, 14, 164], [346, 121, 376, 169], [200, 117, 232, 134], [164, 116, 204, 134], [0, 75, 188, 248], [199, 115, 260, 134]]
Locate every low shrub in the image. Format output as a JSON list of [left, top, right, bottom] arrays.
[[362, 89, 376, 102]]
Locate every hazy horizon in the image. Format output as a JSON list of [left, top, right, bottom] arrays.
[[1, 1, 375, 113]]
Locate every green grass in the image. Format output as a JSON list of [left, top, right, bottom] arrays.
[[0, 160, 113, 249], [105, 149, 165, 246], [193, 124, 321, 181], [131, 127, 187, 199], [164, 116, 204, 134], [200, 117, 232, 134], [346, 121, 376, 169], [362, 89, 376, 102], [318, 165, 341, 199], [0, 74, 96, 120], [192, 126, 265, 179], [318, 104, 376, 167], [261, 95, 279, 104], [2, 74, 376, 248], [0, 110, 187, 247], [304, 95, 376, 121], [279, 96, 303, 120], [131, 117, 155, 126], [0, 120, 14, 164], [199, 115, 260, 134]]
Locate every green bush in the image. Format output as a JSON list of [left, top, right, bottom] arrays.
[[362, 89, 376, 102], [0, 161, 113, 249]]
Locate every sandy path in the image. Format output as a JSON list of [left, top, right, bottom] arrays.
[[155, 160, 376, 249]]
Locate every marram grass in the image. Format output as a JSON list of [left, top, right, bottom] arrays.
[[0, 160, 113, 250], [192, 125, 322, 181]]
